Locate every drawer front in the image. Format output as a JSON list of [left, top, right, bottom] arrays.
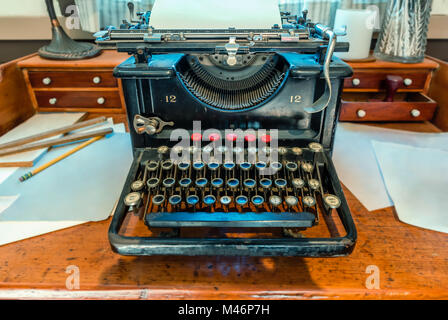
[[339, 101, 437, 122], [35, 90, 122, 109], [344, 71, 429, 91], [29, 71, 117, 88]]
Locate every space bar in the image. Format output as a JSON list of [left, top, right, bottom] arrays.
[[145, 211, 316, 228]]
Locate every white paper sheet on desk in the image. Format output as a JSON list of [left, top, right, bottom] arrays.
[[372, 141, 448, 233], [333, 123, 448, 211], [150, 0, 282, 29]]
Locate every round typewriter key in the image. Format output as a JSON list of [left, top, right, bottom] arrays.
[[195, 178, 208, 188], [169, 195, 182, 206], [223, 162, 235, 171], [186, 195, 199, 206], [244, 178, 256, 189], [147, 178, 160, 189], [162, 160, 174, 170], [286, 162, 298, 172], [308, 179, 320, 190], [256, 161, 267, 171], [203, 195, 216, 206], [191, 133, 202, 142], [220, 196, 232, 206], [157, 146, 169, 155], [152, 195, 165, 206], [193, 161, 205, 170], [248, 147, 258, 154], [172, 146, 184, 154], [269, 195, 282, 208], [147, 161, 159, 172], [163, 178, 176, 188], [233, 146, 243, 154], [275, 178, 287, 189], [292, 178, 305, 189], [124, 192, 141, 207], [179, 178, 192, 188], [178, 161, 190, 171], [251, 195, 265, 207], [285, 196, 299, 208], [227, 178, 240, 189], [226, 133, 238, 142], [217, 146, 227, 153], [301, 162, 314, 173], [131, 180, 144, 192], [292, 147, 303, 156], [245, 134, 256, 143], [303, 196, 316, 207], [278, 147, 288, 156], [261, 134, 272, 143], [208, 162, 220, 171], [236, 195, 248, 206], [211, 178, 224, 188], [208, 133, 221, 141], [270, 162, 282, 171], [240, 162, 252, 171], [308, 142, 323, 153], [323, 194, 341, 209], [260, 178, 272, 189]]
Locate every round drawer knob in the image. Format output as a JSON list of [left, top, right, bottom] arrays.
[[357, 109, 367, 118], [97, 97, 106, 105], [404, 78, 413, 86], [92, 76, 102, 84], [410, 109, 421, 118], [352, 78, 361, 86], [49, 98, 57, 105], [42, 77, 52, 85]]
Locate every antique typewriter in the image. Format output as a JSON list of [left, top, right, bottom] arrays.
[[96, 8, 357, 257]]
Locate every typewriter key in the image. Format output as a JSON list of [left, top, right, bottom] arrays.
[[240, 162, 252, 171], [124, 192, 141, 207], [157, 146, 169, 155], [208, 162, 220, 171], [147, 161, 159, 172], [270, 162, 283, 171], [275, 178, 287, 189], [179, 178, 192, 188], [162, 160, 174, 170], [255, 161, 267, 171], [308, 179, 320, 190], [292, 178, 305, 189], [223, 162, 235, 171], [302, 196, 316, 207], [147, 178, 160, 189], [278, 147, 288, 156], [269, 195, 282, 208], [235, 195, 248, 206], [286, 162, 298, 172], [323, 194, 341, 209], [169, 195, 182, 206], [163, 178, 176, 188], [152, 195, 165, 206], [178, 161, 190, 171], [203, 195, 216, 206], [220, 196, 232, 206], [251, 195, 265, 207], [227, 178, 240, 189], [217, 146, 227, 153], [301, 162, 314, 173], [260, 178, 272, 189], [211, 178, 224, 188], [131, 180, 144, 192], [233, 147, 243, 154], [248, 147, 258, 154], [308, 142, 323, 153], [172, 146, 184, 154], [195, 178, 208, 188], [292, 147, 303, 156], [193, 161, 205, 171], [186, 195, 199, 206], [285, 196, 299, 208]]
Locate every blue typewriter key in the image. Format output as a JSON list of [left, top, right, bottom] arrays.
[[227, 178, 239, 189], [193, 161, 205, 170], [186, 195, 199, 206], [178, 162, 190, 171], [270, 162, 282, 171], [275, 179, 287, 189], [195, 178, 208, 188], [147, 178, 160, 189], [163, 178, 176, 188], [235, 195, 248, 206], [179, 178, 192, 188], [286, 162, 298, 172], [255, 161, 267, 170], [220, 196, 232, 206], [244, 178, 256, 189], [223, 162, 235, 171], [169, 195, 182, 206], [251, 195, 264, 207], [162, 160, 174, 170], [211, 178, 224, 188], [240, 162, 252, 171], [259, 178, 272, 189], [203, 195, 216, 206], [152, 195, 165, 206], [208, 162, 220, 171]]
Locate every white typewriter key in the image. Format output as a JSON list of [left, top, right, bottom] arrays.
[[147, 161, 159, 172], [308, 142, 323, 153], [323, 194, 341, 209], [269, 195, 282, 208], [278, 147, 288, 156], [162, 160, 174, 170], [270, 162, 283, 171], [124, 192, 141, 207], [301, 162, 314, 173], [202, 145, 213, 154], [308, 179, 320, 190], [302, 196, 316, 207], [172, 146, 184, 154], [220, 196, 232, 206], [292, 178, 305, 189], [157, 146, 169, 155], [131, 180, 144, 192], [217, 146, 227, 153], [285, 196, 299, 208], [248, 147, 258, 154], [169, 195, 182, 206], [292, 147, 303, 156], [286, 162, 298, 172], [233, 147, 243, 155], [152, 195, 165, 206], [147, 178, 160, 189]]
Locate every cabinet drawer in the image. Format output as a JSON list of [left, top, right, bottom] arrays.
[[29, 71, 117, 88], [35, 90, 121, 109], [343, 71, 429, 91]]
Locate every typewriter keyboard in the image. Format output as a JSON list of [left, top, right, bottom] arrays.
[[124, 143, 342, 229]]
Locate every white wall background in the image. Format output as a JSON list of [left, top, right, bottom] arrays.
[[0, 0, 61, 17]]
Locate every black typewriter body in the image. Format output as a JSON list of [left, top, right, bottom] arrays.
[[97, 14, 357, 257]]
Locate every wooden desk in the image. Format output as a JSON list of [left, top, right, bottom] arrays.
[[0, 122, 447, 300]]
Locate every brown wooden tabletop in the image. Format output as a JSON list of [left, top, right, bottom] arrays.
[[0, 122, 447, 300]]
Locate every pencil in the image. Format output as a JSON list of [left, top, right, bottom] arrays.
[[19, 135, 104, 182]]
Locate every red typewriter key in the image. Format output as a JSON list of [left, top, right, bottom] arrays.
[[244, 134, 256, 142], [191, 133, 202, 142], [226, 133, 238, 142], [261, 134, 272, 143], [208, 133, 221, 141]]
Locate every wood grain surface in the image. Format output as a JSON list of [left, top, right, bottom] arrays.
[[428, 56, 448, 132], [0, 122, 446, 300]]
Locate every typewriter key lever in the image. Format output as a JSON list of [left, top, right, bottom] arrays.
[[133, 115, 174, 135]]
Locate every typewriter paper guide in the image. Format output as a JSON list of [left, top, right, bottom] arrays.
[[150, 0, 282, 29]]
